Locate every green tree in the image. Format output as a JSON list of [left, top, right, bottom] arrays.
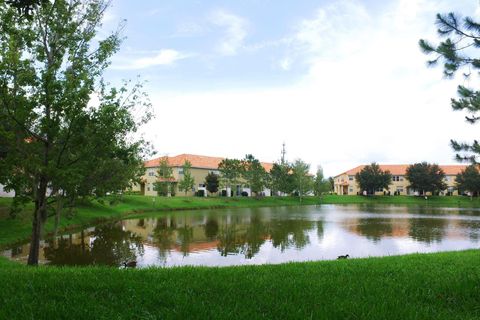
[[241, 154, 267, 197], [154, 157, 174, 196], [0, 0, 151, 265], [291, 159, 313, 202], [205, 172, 219, 195], [355, 163, 392, 195], [178, 160, 195, 196], [456, 165, 480, 199], [405, 162, 447, 195], [270, 162, 293, 196], [218, 158, 241, 196], [313, 166, 331, 196], [420, 13, 480, 163]]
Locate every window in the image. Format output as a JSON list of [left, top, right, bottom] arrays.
[[349, 188, 353, 193], [178, 169, 184, 175], [147, 187, 150, 191], [376, 188, 383, 192], [148, 172, 155, 176], [349, 176, 354, 181], [393, 176, 401, 182]]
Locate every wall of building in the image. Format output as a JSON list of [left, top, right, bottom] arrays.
[[334, 174, 460, 196], [135, 166, 271, 197]]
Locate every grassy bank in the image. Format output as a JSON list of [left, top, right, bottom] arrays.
[[1, 195, 480, 249], [0, 250, 479, 319]]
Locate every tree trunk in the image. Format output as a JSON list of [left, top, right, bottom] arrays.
[[53, 192, 63, 240], [27, 177, 48, 266]]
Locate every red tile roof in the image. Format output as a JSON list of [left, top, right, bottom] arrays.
[[336, 164, 468, 177], [145, 154, 274, 172]]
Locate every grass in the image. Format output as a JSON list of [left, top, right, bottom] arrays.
[[1, 194, 480, 249], [0, 250, 479, 319]]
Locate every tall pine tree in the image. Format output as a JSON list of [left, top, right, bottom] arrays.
[[420, 12, 480, 162]]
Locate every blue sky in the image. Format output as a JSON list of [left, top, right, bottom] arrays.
[[100, 0, 480, 177]]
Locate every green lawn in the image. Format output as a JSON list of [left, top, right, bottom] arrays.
[[0, 250, 479, 319]]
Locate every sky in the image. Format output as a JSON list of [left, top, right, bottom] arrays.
[[99, 0, 480, 177]]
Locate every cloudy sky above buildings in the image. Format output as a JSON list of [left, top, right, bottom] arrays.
[[101, 0, 480, 177]]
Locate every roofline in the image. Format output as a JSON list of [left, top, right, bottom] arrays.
[[334, 164, 468, 178]]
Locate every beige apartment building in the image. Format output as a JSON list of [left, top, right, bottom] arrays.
[[334, 164, 468, 196], [134, 154, 273, 197]]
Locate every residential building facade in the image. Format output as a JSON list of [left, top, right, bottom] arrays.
[[133, 154, 274, 197], [334, 164, 467, 196]]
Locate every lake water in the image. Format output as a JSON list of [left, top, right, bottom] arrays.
[[3, 204, 480, 267]]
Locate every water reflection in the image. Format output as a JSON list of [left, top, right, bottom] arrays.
[[2, 205, 480, 267], [43, 224, 144, 266]]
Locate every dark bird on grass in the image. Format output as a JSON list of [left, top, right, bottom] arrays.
[[123, 260, 137, 268], [337, 254, 349, 260]]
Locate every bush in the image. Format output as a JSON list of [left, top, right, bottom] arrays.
[[241, 191, 249, 197], [196, 190, 205, 197]]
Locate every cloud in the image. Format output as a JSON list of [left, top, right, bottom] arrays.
[[210, 9, 248, 55], [141, 0, 480, 177], [112, 49, 190, 70]]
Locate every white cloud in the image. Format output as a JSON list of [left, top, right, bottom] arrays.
[[112, 49, 190, 70], [210, 9, 248, 55], [141, 0, 480, 177]]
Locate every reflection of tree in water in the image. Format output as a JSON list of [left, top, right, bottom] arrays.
[[204, 217, 219, 240], [269, 219, 316, 251], [217, 223, 243, 257], [317, 221, 324, 240], [408, 218, 447, 244], [216, 214, 317, 258], [153, 217, 176, 261], [44, 223, 144, 266], [177, 224, 194, 257], [240, 214, 267, 259], [356, 218, 394, 242]]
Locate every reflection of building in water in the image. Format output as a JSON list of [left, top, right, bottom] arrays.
[[121, 213, 317, 258], [341, 216, 477, 244]]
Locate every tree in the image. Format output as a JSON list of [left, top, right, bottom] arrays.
[[241, 154, 267, 197], [405, 162, 447, 195], [291, 159, 313, 202], [0, 0, 152, 265], [270, 143, 294, 195], [355, 163, 392, 195], [313, 166, 331, 196], [420, 13, 480, 163], [6, 0, 47, 18], [218, 158, 241, 196], [178, 160, 195, 196], [270, 162, 293, 195], [154, 157, 174, 196], [456, 165, 480, 199], [205, 172, 219, 195]]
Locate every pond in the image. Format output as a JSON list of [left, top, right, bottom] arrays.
[[3, 204, 480, 267]]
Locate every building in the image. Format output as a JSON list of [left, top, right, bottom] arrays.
[[334, 164, 468, 196], [134, 154, 274, 197]]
